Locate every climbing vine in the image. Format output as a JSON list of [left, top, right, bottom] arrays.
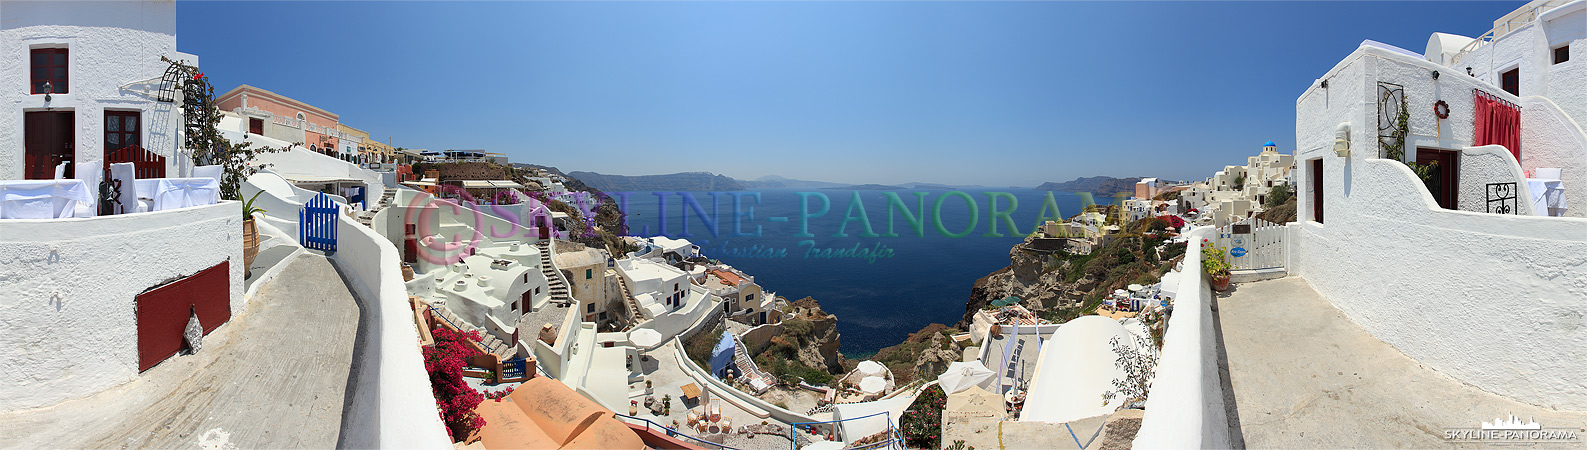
[[161, 56, 288, 201], [1380, 87, 1440, 184]]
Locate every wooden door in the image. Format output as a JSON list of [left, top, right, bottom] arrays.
[[1310, 159, 1323, 223], [24, 111, 74, 179], [1416, 148, 1460, 210], [249, 118, 264, 135]]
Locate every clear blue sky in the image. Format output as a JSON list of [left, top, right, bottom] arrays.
[[177, 1, 1519, 187]]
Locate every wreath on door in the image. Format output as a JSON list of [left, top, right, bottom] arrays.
[[1434, 100, 1450, 119]]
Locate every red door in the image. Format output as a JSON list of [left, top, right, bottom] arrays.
[[136, 261, 232, 371], [1310, 159, 1323, 223], [24, 111, 74, 179], [249, 118, 264, 135], [1416, 148, 1460, 210]]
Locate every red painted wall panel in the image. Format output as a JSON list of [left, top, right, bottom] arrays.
[[136, 261, 231, 372]]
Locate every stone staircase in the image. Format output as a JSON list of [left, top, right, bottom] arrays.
[[615, 271, 645, 327], [730, 334, 774, 394], [534, 241, 573, 307], [434, 305, 515, 358], [354, 189, 397, 228]]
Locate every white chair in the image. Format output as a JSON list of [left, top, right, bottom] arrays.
[[108, 162, 141, 214], [54, 162, 69, 179], [1536, 168, 1563, 180], [193, 165, 224, 183]]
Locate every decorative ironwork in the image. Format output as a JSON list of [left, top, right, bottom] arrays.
[[156, 62, 183, 103], [1486, 182, 1518, 214], [99, 178, 123, 216], [1377, 82, 1405, 157]]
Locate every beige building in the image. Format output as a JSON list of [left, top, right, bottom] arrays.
[[553, 244, 623, 329]]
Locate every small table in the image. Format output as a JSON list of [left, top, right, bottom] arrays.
[[681, 382, 702, 404], [0, 179, 95, 219]]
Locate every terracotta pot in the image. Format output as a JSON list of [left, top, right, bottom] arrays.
[[401, 263, 415, 282], [243, 218, 259, 277], [1210, 273, 1232, 291]]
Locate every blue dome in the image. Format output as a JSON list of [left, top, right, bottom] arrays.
[[1263, 141, 1277, 147]]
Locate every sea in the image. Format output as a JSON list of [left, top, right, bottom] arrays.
[[611, 188, 1100, 355]]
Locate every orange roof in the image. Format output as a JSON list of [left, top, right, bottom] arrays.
[[710, 269, 745, 286], [474, 377, 644, 450]]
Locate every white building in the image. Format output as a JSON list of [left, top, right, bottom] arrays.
[[1290, 0, 1587, 410], [0, 1, 244, 411]]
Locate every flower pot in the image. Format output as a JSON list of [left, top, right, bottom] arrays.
[[1210, 274, 1232, 291], [243, 218, 260, 277], [401, 263, 415, 282]]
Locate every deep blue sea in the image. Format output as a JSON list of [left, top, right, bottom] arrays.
[[612, 188, 1092, 355]]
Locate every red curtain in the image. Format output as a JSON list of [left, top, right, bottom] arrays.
[[1474, 91, 1521, 163]]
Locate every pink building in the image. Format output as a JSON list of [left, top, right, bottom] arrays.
[[215, 84, 341, 157]]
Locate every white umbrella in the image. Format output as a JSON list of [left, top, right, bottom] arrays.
[[1128, 284, 1145, 293], [630, 328, 663, 347], [936, 361, 996, 394], [856, 360, 886, 376], [859, 376, 887, 394]]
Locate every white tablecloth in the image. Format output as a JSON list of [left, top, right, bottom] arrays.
[[0, 179, 95, 219], [1526, 178, 1567, 216], [134, 177, 220, 211]]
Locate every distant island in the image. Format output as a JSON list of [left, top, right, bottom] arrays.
[[1033, 176, 1145, 197], [566, 171, 744, 192], [823, 184, 907, 190]]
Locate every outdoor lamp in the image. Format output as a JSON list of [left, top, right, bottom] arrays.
[[43, 81, 52, 102], [1334, 122, 1351, 157]]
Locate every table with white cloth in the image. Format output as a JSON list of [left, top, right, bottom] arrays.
[[0, 179, 96, 219], [1525, 178, 1567, 216], [134, 177, 221, 211]]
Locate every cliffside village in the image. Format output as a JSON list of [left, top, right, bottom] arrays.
[[3, 1, 1583, 449]]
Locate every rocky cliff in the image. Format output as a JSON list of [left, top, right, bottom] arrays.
[[780, 297, 846, 373]]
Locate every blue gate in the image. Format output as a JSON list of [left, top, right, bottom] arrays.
[[300, 192, 338, 252]]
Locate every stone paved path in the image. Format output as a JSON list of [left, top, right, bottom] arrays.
[[0, 254, 360, 449], [1217, 277, 1587, 449]]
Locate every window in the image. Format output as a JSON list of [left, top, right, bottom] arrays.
[[512, 301, 519, 312], [1501, 68, 1520, 96], [586, 303, 595, 313], [746, 293, 755, 302], [585, 268, 592, 279], [673, 283, 679, 291], [31, 48, 68, 94], [249, 118, 264, 135], [524, 273, 529, 283], [1556, 45, 1571, 65], [104, 111, 140, 151]]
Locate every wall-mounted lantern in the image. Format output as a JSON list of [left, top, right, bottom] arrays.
[[43, 82, 53, 102], [1334, 122, 1351, 157]]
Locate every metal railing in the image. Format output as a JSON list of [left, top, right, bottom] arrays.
[[1449, 0, 1573, 66], [787, 411, 903, 450], [612, 413, 750, 450]]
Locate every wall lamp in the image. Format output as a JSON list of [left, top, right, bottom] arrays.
[[1320, 79, 1329, 89], [1432, 70, 1440, 80], [43, 82, 53, 102], [1334, 122, 1351, 157]]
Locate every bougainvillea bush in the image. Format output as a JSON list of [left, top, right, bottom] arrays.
[[425, 327, 486, 441], [901, 384, 947, 449]]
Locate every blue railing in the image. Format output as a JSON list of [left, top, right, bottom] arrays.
[[612, 413, 750, 450], [788, 411, 902, 450]]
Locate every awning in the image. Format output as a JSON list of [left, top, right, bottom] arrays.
[[281, 174, 365, 184], [460, 180, 523, 189]]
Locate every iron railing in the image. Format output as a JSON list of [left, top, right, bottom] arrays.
[[612, 413, 751, 450]]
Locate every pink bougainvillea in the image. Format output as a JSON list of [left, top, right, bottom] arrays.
[[425, 327, 485, 441]]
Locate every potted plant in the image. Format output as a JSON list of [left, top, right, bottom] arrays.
[[645, 379, 653, 394], [630, 400, 639, 416], [661, 394, 672, 415], [242, 191, 266, 277], [1202, 240, 1232, 291]]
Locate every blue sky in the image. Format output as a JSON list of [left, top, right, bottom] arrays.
[[177, 1, 1519, 187]]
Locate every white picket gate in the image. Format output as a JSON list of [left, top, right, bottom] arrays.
[[1215, 218, 1286, 270]]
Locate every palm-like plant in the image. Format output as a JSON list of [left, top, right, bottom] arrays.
[[242, 191, 266, 221]]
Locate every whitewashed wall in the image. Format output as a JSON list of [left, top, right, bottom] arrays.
[[1457, 2, 1586, 125], [327, 208, 452, 448], [1518, 97, 1587, 218], [0, 1, 194, 181], [0, 202, 242, 411], [1294, 44, 1587, 410], [1457, 145, 1538, 215], [1132, 227, 1230, 449]]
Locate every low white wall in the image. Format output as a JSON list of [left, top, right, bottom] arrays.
[[0, 202, 243, 411], [1132, 227, 1231, 449], [1457, 145, 1537, 215], [1290, 157, 1587, 410], [328, 209, 452, 448], [232, 131, 385, 203], [633, 287, 720, 342], [670, 337, 818, 424]]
